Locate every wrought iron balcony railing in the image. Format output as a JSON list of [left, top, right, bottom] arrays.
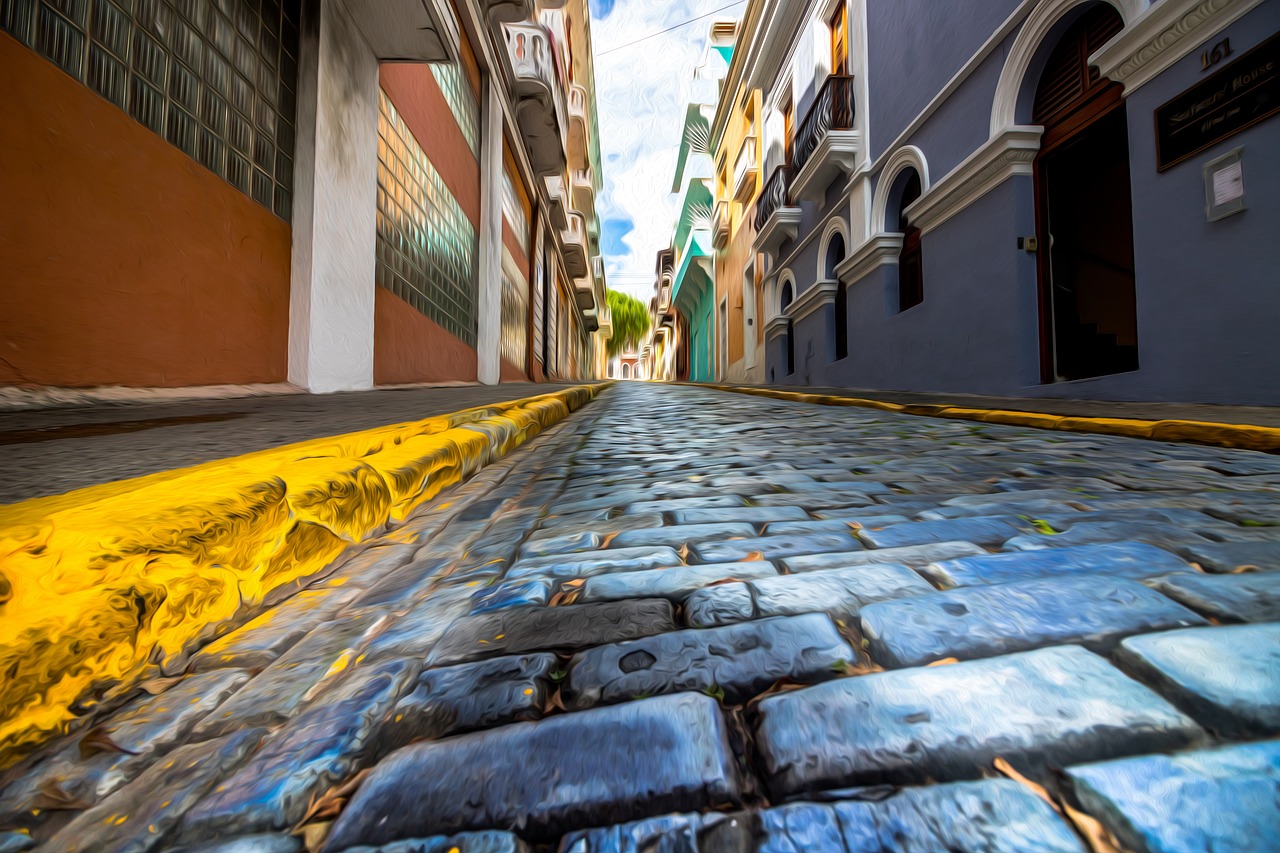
[[792, 75, 855, 179], [754, 165, 790, 232]]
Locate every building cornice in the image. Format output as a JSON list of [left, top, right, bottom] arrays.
[[1091, 0, 1264, 94], [836, 232, 903, 285], [907, 126, 1043, 235], [765, 315, 790, 340], [788, 280, 840, 322]]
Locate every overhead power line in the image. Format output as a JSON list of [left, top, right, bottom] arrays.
[[595, 0, 747, 58]]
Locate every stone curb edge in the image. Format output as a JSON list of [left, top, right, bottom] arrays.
[[683, 383, 1280, 453], [0, 383, 607, 760]]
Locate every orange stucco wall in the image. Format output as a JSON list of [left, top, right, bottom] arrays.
[[0, 33, 291, 389], [373, 60, 481, 385], [373, 287, 477, 384]]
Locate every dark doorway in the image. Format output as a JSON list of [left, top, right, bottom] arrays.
[[825, 234, 848, 360], [780, 282, 795, 375], [1033, 4, 1138, 382]]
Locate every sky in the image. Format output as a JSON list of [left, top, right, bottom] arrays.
[[588, 0, 746, 302]]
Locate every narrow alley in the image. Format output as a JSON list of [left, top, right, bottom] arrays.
[[3, 383, 1277, 852]]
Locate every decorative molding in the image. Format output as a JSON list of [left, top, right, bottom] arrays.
[[907, 126, 1044, 235], [791, 131, 862, 202], [789, 280, 840, 322], [753, 206, 803, 264], [871, 146, 930, 234], [817, 215, 850, 279], [991, 0, 1146, 135], [836, 232, 903, 284], [1091, 0, 1265, 94], [765, 316, 791, 340]]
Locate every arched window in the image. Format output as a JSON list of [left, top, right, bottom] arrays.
[[621, 363, 631, 379], [607, 363, 614, 378], [780, 281, 795, 375], [824, 233, 847, 360], [893, 169, 924, 311]]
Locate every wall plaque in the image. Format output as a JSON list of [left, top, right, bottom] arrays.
[[1155, 32, 1278, 171]]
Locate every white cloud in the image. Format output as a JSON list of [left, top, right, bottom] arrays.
[[590, 0, 740, 301]]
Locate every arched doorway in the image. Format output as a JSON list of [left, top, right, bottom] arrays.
[[1033, 3, 1138, 382], [824, 233, 848, 360], [892, 170, 924, 312], [780, 281, 795, 376]]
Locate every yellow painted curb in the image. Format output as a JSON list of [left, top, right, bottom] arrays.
[[0, 384, 604, 761], [689, 383, 1280, 453]]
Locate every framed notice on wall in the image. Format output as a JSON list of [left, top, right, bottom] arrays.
[[1154, 32, 1279, 171]]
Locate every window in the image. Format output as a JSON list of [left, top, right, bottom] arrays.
[[780, 281, 795, 375], [896, 170, 923, 311], [830, 3, 848, 76], [783, 98, 794, 166], [621, 362, 631, 379]]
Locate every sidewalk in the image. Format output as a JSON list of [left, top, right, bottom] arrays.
[[0, 382, 589, 504], [719, 383, 1280, 427]]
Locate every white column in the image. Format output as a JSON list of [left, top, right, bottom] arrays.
[[476, 79, 504, 385], [287, 0, 379, 393]]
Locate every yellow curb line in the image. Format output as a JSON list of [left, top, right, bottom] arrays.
[[0, 383, 607, 761], [684, 383, 1280, 453]]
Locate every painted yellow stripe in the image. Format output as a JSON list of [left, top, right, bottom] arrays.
[[0, 384, 603, 761], [690, 383, 1280, 452]]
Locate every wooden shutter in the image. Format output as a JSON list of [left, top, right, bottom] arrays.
[[1033, 5, 1124, 127]]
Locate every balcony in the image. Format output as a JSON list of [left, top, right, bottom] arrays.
[[503, 23, 566, 176], [790, 75, 860, 202], [544, 174, 569, 230], [571, 167, 595, 219], [733, 136, 758, 203], [752, 165, 801, 259], [562, 211, 589, 278], [657, 248, 675, 280], [568, 84, 589, 168], [481, 0, 532, 25], [712, 199, 731, 249]]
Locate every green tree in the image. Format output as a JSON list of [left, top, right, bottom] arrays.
[[606, 289, 651, 358]]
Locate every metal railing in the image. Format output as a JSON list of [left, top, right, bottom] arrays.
[[792, 75, 855, 178], [754, 165, 791, 232]]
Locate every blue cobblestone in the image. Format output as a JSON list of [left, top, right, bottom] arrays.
[[860, 575, 1206, 667], [1066, 741, 1280, 853], [1115, 624, 1280, 738], [917, 541, 1190, 589]]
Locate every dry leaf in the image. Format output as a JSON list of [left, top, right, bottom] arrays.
[[677, 544, 691, 561], [543, 687, 567, 713], [1061, 800, 1129, 853], [926, 657, 959, 667], [301, 821, 332, 853], [706, 577, 748, 587], [599, 532, 619, 548], [295, 769, 371, 829], [78, 728, 140, 758], [1229, 563, 1261, 574], [743, 551, 765, 562], [563, 579, 586, 588], [137, 675, 184, 695], [992, 758, 1055, 809], [547, 591, 568, 607], [993, 758, 1129, 853]]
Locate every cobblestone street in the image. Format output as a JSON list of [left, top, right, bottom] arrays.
[[3, 382, 1279, 853]]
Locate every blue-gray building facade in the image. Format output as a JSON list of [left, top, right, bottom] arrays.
[[748, 0, 1279, 405]]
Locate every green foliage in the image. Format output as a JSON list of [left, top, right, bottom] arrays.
[[607, 290, 651, 358]]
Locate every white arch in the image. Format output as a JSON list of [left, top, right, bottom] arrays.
[[816, 215, 851, 281], [777, 269, 796, 317], [991, 0, 1146, 135], [871, 145, 930, 234]]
